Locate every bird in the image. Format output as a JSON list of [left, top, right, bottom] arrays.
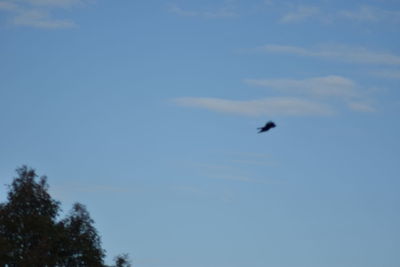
[[257, 121, 276, 133]]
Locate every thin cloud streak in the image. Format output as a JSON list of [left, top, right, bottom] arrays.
[[23, 0, 91, 8], [12, 9, 76, 28], [0, 0, 92, 28], [168, 3, 237, 19], [245, 75, 375, 113], [167, 2, 400, 25], [347, 102, 376, 112], [168, 5, 197, 17], [230, 159, 275, 166], [208, 174, 284, 185], [245, 75, 359, 98], [280, 6, 320, 23], [209, 174, 267, 184], [174, 97, 333, 116], [273, 3, 400, 24], [339, 5, 400, 23], [0, 1, 17, 10], [261, 44, 400, 65], [372, 69, 400, 79]]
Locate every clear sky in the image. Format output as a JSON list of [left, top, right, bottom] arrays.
[[1, 0, 400, 266]]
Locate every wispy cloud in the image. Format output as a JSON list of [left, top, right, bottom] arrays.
[[174, 73, 375, 117], [245, 75, 358, 98], [347, 101, 376, 112], [0, 0, 92, 28], [0, 1, 17, 10], [208, 174, 269, 184], [371, 69, 400, 79], [263, 0, 274, 6], [204, 7, 237, 18], [49, 183, 137, 202], [168, 5, 197, 17], [245, 75, 375, 113], [171, 184, 237, 203], [11, 9, 76, 28], [260, 44, 400, 65], [280, 6, 320, 23], [23, 0, 90, 8], [168, 2, 237, 19], [174, 96, 333, 116], [177, 154, 285, 193], [170, 185, 207, 196], [230, 159, 275, 166], [52, 184, 136, 195], [261, 2, 400, 25], [339, 5, 400, 23]]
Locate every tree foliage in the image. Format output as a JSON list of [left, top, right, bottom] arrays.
[[114, 254, 132, 267], [0, 166, 131, 267]]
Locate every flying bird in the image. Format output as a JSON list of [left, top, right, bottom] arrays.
[[258, 121, 276, 133]]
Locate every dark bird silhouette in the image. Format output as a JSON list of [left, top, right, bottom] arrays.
[[258, 121, 276, 133]]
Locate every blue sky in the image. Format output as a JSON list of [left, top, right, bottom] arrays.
[[1, 0, 400, 266]]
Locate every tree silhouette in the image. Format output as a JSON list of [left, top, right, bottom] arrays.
[[0, 166, 131, 267], [114, 254, 132, 267], [58, 203, 105, 266]]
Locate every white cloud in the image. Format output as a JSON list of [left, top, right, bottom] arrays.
[[259, 2, 400, 25], [347, 102, 376, 112], [245, 75, 375, 113], [264, 0, 274, 6], [372, 69, 400, 79], [12, 9, 76, 28], [209, 174, 267, 184], [261, 44, 400, 65], [0, 1, 17, 10], [23, 0, 90, 8], [204, 7, 236, 18], [170, 185, 206, 196], [168, 5, 197, 17], [174, 74, 375, 117], [245, 75, 358, 98], [0, 0, 92, 28], [230, 159, 274, 166], [280, 6, 320, 23], [174, 97, 333, 116], [168, 2, 237, 19], [339, 5, 400, 23]]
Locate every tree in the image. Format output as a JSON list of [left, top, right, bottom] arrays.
[[0, 166, 62, 266], [114, 254, 132, 267], [0, 166, 131, 267], [59, 203, 105, 266]]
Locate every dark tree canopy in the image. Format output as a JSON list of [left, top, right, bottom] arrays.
[[114, 254, 132, 267], [0, 166, 131, 267]]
